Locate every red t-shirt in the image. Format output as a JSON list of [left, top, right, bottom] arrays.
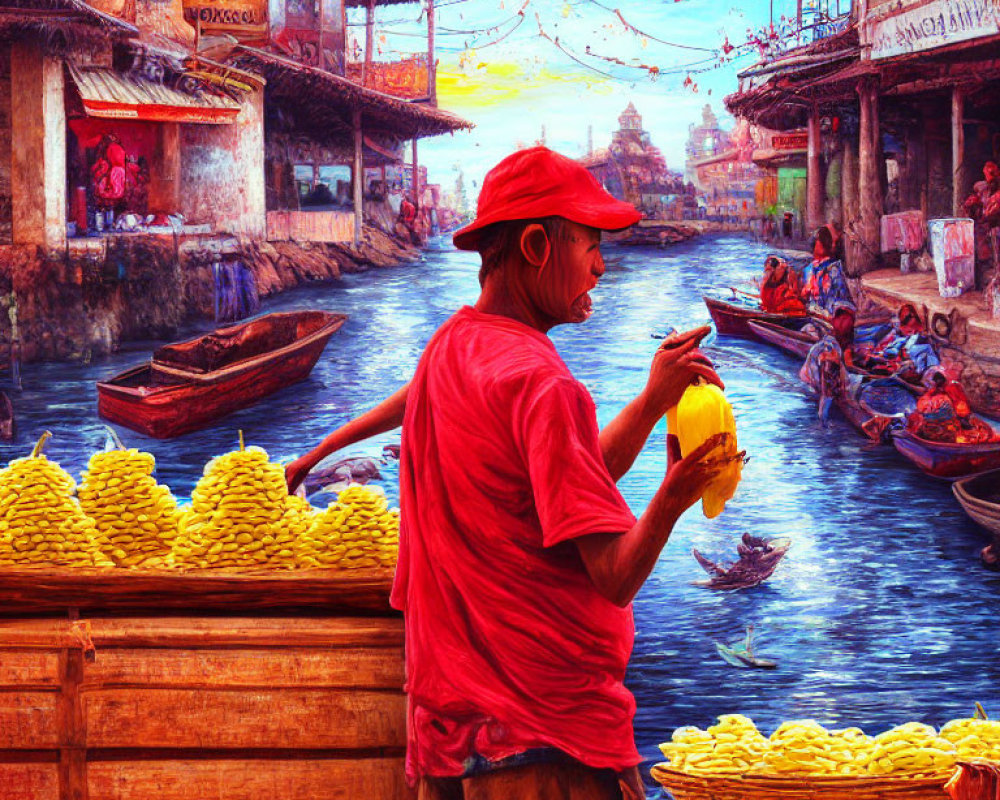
[[391, 306, 640, 781]]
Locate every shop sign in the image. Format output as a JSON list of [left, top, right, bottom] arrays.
[[772, 132, 808, 151], [870, 0, 1000, 59], [346, 56, 429, 100], [182, 0, 268, 38], [366, 57, 429, 99]]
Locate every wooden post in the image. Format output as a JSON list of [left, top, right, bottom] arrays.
[[318, 0, 325, 71], [807, 103, 823, 233], [57, 647, 87, 800], [427, 0, 436, 104], [412, 138, 419, 212], [856, 76, 883, 274], [10, 42, 65, 248], [952, 87, 966, 217], [362, 0, 374, 87], [842, 132, 860, 274], [353, 108, 363, 246]]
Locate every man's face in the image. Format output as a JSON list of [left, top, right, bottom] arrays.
[[533, 221, 605, 324], [986, 163, 999, 182]]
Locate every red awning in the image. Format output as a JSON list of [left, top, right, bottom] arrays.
[[68, 65, 241, 125]]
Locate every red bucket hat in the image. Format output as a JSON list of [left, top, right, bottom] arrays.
[[452, 146, 641, 251]]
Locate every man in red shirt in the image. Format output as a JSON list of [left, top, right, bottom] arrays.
[[287, 147, 731, 799]]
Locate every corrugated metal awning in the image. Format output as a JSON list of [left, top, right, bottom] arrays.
[[68, 65, 241, 124]]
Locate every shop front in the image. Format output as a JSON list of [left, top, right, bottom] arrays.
[[64, 57, 260, 240]]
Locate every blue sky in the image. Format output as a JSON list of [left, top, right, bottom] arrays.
[[347, 0, 811, 195]]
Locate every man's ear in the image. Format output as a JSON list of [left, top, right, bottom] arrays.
[[520, 224, 551, 269]]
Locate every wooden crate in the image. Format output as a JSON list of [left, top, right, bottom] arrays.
[[0, 569, 413, 800]]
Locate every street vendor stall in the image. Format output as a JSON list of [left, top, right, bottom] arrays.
[[0, 432, 411, 800]]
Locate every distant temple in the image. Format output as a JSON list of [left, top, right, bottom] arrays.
[[580, 103, 690, 220]]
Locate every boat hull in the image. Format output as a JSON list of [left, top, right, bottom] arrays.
[[746, 319, 818, 358], [891, 430, 1000, 480], [703, 295, 806, 338], [953, 470, 1000, 536], [98, 313, 345, 438]]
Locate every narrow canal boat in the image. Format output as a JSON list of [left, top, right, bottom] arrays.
[[832, 377, 918, 442], [952, 470, 1000, 536], [890, 430, 1000, 479], [703, 293, 807, 338], [748, 314, 894, 360], [747, 318, 823, 358], [97, 311, 347, 438]]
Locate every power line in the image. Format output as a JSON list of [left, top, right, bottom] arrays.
[[580, 0, 718, 53]]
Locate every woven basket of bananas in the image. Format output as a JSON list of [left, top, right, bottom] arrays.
[[651, 715, 973, 800], [650, 765, 952, 800]]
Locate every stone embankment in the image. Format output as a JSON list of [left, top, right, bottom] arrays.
[[0, 226, 420, 364]]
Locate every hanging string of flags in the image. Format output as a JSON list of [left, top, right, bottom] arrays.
[[350, 0, 843, 92]]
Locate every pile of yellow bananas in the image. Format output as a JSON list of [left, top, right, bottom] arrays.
[[762, 720, 875, 776], [660, 714, 972, 780], [660, 715, 768, 775], [0, 431, 401, 573], [78, 433, 179, 568], [174, 433, 298, 569], [0, 433, 112, 568], [939, 717, 1000, 759], [295, 484, 400, 569], [867, 722, 957, 778]]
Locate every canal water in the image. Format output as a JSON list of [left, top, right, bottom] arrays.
[[3, 234, 998, 792]]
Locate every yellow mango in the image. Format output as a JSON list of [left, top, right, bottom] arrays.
[[666, 380, 742, 518]]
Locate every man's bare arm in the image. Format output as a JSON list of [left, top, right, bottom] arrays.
[[285, 382, 410, 492], [576, 433, 729, 608]]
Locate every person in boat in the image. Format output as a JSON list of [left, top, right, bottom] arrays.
[[285, 146, 734, 800], [860, 303, 939, 381], [801, 225, 851, 314], [800, 303, 855, 388], [758, 256, 805, 314], [906, 368, 998, 444], [963, 160, 1000, 283]]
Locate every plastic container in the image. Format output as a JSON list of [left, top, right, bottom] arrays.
[[928, 218, 975, 298]]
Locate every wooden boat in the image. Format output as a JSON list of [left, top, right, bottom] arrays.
[[0, 390, 13, 441], [953, 469, 1000, 536], [891, 429, 1000, 480], [831, 376, 918, 442], [747, 318, 824, 358], [703, 293, 806, 338], [98, 310, 347, 438]]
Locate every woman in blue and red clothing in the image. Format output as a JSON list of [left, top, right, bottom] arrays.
[[286, 147, 739, 800], [759, 256, 806, 314], [802, 224, 851, 313]]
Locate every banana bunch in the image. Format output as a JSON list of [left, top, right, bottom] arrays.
[[174, 432, 293, 569], [939, 717, 1000, 760], [762, 719, 844, 775], [666, 378, 742, 518], [78, 429, 179, 568], [275, 494, 315, 568], [868, 723, 957, 778], [0, 432, 112, 568], [827, 727, 877, 776], [659, 715, 769, 775], [295, 485, 399, 569], [658, 725, 719, 774]]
